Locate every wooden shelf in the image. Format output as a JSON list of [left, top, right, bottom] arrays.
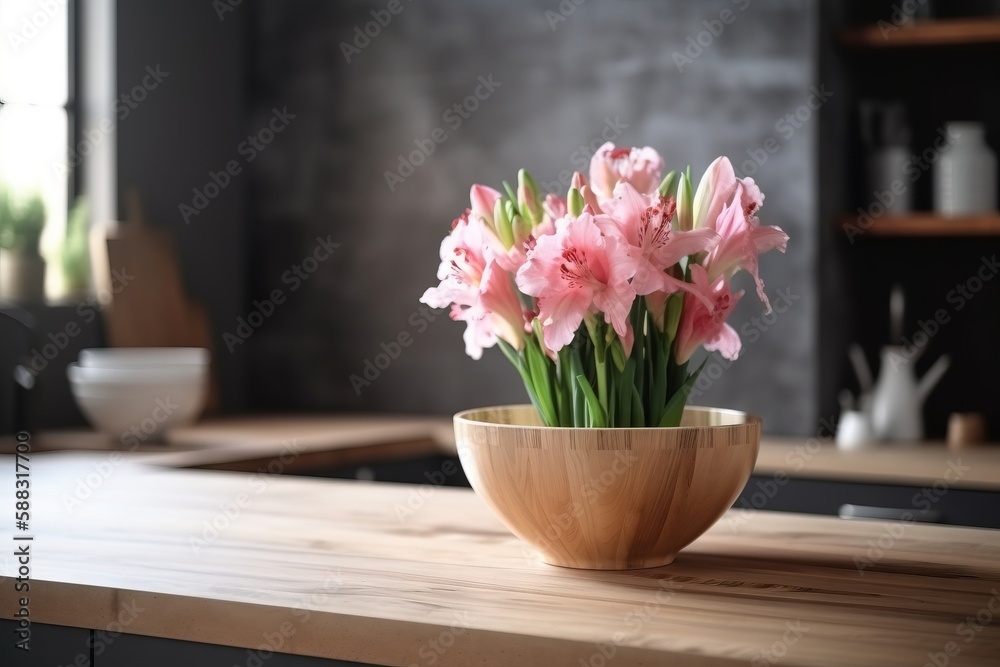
[[840, 17, 1000, 48], [838, 213, 1000, 237]]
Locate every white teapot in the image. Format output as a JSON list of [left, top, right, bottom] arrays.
[[870, 345, 950, 442]]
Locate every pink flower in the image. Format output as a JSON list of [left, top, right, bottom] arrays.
[[487, 215, 556, 275], [599, 182, 719, 296], [674, 265, 743, 364], [421, 213, 526, 359], [479, 260, 528, 350], [470, 184, 501, 230], [691, 156, 765, 231], [421, 210, 488, 311], [448, 260, 527, 360], [516, 212, 638, 352], [571, 171, 603, 214], [589, 142, 664, 202], [543, 193, 567, 220], [703, 184, 789, 311]]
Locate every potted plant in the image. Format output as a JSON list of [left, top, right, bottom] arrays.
[[60, 196, 91, 297], [0, 188, 47, 303], [423, 142, 789, 569]]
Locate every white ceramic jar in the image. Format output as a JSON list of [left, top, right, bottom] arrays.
[[934, 122, 998, 215]]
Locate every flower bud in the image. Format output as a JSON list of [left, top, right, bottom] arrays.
[[517, 169, 543, 227], [675, 171, 694, 231], [567, 188, 585, 217], [493, 197, 514, 249], [511, 214, 531, 247], [470, 184, 500, 231]]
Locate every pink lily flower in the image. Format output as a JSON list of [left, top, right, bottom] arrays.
[[570, 171, 603, 214], [543, 193, 567, 220], [691, 156, 765, 231], [598, 183, 719, 296], [674, 265, 744, 365], [484, 214, 556, 275], [516, 212, 638, 352], [421, 210, 488, 311], [589, 142, 664, 202], [703, 184, 789, 311], [421, 212, 527, 359], [470, 184, 502, 231]]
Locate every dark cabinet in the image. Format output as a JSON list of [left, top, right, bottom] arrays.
[[0, 621, 370, 666], [736, 475, 1000, 529]]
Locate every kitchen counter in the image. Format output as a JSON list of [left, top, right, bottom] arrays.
[[2, 451, 999, 666], [5, 415, 1000, 490]]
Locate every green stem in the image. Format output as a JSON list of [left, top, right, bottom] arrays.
[[595, 343, 608, 418]]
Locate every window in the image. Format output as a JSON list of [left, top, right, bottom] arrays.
[[0, 0, 75, 298]]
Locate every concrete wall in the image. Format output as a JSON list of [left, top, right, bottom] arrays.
[[246, 0, 819, 434]]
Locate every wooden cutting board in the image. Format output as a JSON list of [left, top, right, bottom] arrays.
[[100, 192, 217, 409]]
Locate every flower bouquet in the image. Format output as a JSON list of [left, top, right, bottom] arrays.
[[422, 142, 788, 429]]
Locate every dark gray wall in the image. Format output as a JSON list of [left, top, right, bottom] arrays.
[[116, 0, 249, 411], [246, 0, 819, 434]]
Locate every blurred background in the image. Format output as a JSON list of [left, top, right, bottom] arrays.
[[1, 0, 999, 439]]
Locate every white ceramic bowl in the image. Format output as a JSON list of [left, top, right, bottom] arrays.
[[67, 361, 208, 443], [68, 362, 204, 385], [79, 347, 209, 369]]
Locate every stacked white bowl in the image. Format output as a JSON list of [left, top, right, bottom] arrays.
[[67, 348, 210, 444]]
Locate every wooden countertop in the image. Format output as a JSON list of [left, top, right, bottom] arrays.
[[4, 416, 999, 489], [755, 437, 1000, 491], [2, 452, 999, 666]]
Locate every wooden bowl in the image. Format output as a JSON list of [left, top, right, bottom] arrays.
[[454, 405, 761, 570]]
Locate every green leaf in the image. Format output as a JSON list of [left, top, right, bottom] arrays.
[[525, 338, 557, 426], [618, 359, 636, 428], [658, 357, 708, 427], [576, 374, 607, 428], [630, 385, 645, 426]]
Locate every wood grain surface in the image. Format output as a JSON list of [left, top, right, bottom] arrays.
[[1, 452, 998, 666], [2, 416, 999, 490]]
